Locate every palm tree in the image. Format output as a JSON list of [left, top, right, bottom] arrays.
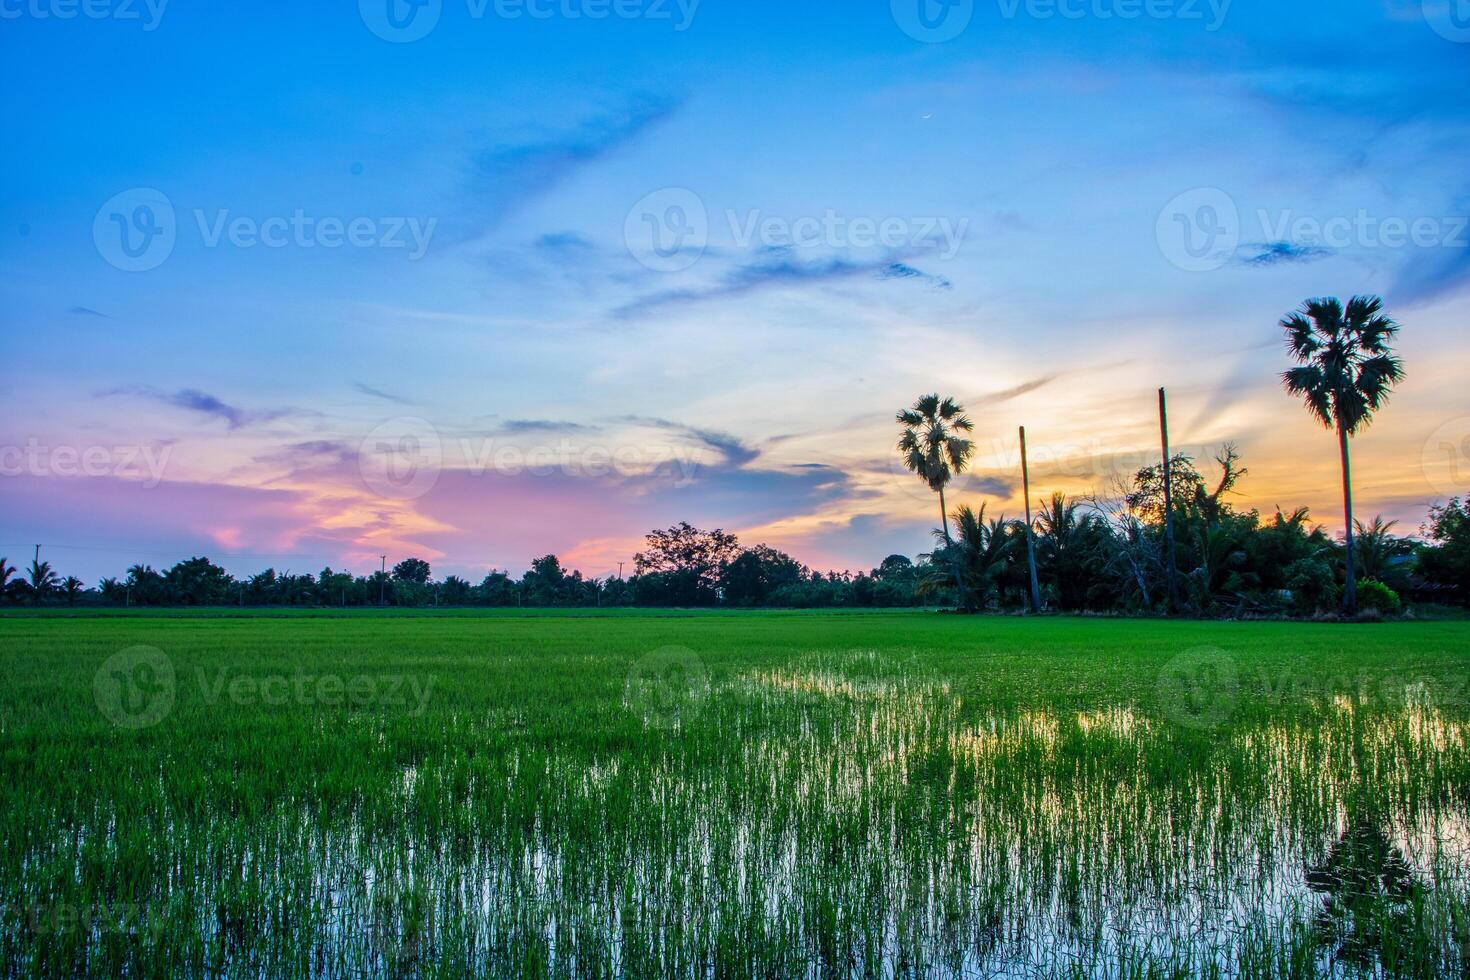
[[28, 559, 58, 598], [0, 558, 13, 596], [1282, 296, 1405, 615], [61, 576, 84, 606], [918, 504, 1015, 609], [1353, 516, 1414, 589], [897, 394, 975, 603]]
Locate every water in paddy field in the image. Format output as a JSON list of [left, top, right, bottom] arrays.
[[8, 653, 1470, 977]]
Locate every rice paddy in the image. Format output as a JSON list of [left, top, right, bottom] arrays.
[[3, 609, 1470, 977]]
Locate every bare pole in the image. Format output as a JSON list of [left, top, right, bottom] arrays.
[[379, 555, 387, 608], [1019, 426, 1042, 615], [1159, 388, 1181, 613]]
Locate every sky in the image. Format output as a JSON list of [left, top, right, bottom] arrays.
[[2, 0, 1469, 583]]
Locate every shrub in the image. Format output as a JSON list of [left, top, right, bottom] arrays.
[[1356, 579, 1402, 617]]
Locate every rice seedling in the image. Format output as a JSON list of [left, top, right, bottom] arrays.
[[2, 610, 1468, 977]]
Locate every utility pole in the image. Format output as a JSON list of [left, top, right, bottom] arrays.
[[1159, 388, 1181, 614], [617, 561, 624, 580], [1019, 427, 1043, 615], [379, 555, 387, 607]]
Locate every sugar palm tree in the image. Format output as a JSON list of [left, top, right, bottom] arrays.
[[897, 394, 975, 602], [1281, 296, 1404, 615]]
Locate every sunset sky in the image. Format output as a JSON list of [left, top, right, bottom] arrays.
[[3, 1, 1468, 582]]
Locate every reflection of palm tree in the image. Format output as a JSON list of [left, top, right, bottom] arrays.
[[897, 394, 975, 605], [1281, 296, 1404, 615], [1306, 818, 1421, 967]]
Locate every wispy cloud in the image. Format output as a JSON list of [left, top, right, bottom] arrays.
[[68, 305, 109, 318], [617, 415, 760, 469], [457, 97, 679, 239], [101, 386, 290, 430], [1237, 241, 1335, 267], [613, 252, 952, 319], [497, 419, 600, 434], [352, 382, 416, 405]]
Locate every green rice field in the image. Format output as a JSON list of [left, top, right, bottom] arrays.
[[3, 609, 1470, 977]]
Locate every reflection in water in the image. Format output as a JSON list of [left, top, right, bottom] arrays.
[[1307, 818, 1422, 969], [8, 652, 1470, 976]]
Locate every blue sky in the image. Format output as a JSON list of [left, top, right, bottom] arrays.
[[3, 0, 1469, 581]]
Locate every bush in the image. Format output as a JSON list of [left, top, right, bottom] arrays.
[[1356, 579, 1402, 616], [1284, 558, 1337, 615]]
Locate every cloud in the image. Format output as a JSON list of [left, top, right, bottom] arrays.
[[535, 231, 595, 253], [614, 252, 953, 319], [101, 386, 292, 430], [458, 97, 679, 238], [982, 375, 1057, 404], [496, 419, 600, 434], [616, 415, 760, 469], [963, 474, 1018, 498], [352, 382, 416, 405], [1237, 241, 1335, 267], [68, 305, 109, 318], [1391, 236, 1470, 305]]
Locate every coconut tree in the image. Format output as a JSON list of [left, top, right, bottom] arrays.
[[28, 559, 58, 599], [897, 394, 975, 604], [1281, 296, 1404, 615], [61, 576, 85, 606], [0, 558, 13, 596]]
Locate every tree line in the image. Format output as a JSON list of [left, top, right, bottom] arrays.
[[3, 295, 1467, 616]]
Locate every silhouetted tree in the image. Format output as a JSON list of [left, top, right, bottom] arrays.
[[897, 394, 975, 605], [1282, 296, 1404, 615]]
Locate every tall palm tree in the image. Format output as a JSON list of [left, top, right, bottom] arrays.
[[1282, 296, 1405, 615], [897, 394, 975, 603]]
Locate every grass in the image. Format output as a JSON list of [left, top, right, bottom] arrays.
[[3, 610, 1469, 977]]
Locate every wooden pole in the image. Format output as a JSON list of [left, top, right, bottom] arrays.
[[1020, 426, 1042, 615], [1159, 388, 1181, 613]]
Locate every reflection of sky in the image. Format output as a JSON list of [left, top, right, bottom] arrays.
[[2, 1, 1468, 581]]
